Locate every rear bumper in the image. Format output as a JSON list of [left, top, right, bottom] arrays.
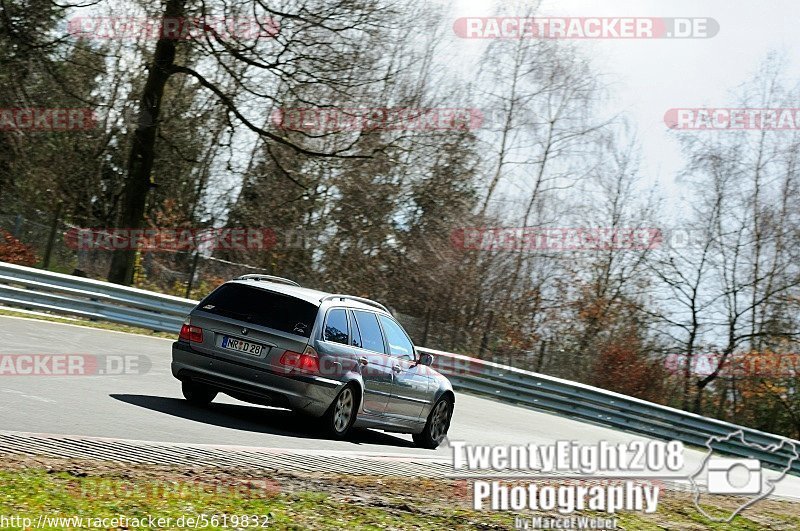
[[171, 341, 341, 416]]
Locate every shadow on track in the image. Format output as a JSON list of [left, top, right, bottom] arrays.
[[109, 394, 415, 448]]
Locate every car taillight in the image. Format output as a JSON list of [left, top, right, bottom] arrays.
[[280, 345, 319, 373], [179, 322, 203, 343]]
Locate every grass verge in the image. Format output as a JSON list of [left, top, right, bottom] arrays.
[[0, 457, 798, 530]]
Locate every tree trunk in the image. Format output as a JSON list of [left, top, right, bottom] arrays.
[[421, 307, 431, 347], [692, 382, 705, 414], [0, 132, 15, 206], [107, 0, 184, 284], [477, 310, 494, 358]]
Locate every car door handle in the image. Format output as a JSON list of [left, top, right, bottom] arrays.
[[392, 364, 402, 373], [359, 357, 368, 366]]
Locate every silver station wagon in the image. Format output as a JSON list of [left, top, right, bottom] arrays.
[[171, 275, 454, 448]]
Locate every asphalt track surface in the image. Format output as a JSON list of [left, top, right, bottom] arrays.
[[1, 315, 799, 500]]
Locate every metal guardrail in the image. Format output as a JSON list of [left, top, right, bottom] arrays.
[[1, 261, 798, 475], [0, 262, 194, 332], [421, 347, 800, 476]]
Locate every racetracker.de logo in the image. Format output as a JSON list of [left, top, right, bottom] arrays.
[[66, 16, 279, 41], [73, 477, 281, 499], [665, 108, 800, 130], [0, 354, 150, 376], [453, 17, 719, 39], [0, 109, 95, 131], [664, 351, 800, 379], [451, 227, 662, 252], [64, 227, 277, 252], [271, 108, 484, 132]]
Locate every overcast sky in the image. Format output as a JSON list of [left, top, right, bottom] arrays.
[[441, 0, 800, 211]]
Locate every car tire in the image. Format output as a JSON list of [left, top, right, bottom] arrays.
[[324, 384, 358, 438], [413, 395, 453, 449], [182, 381, 217, 406]]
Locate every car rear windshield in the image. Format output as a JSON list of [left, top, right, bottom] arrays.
[[198, 283, 318, 337]]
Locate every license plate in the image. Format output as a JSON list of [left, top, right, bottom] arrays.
[[221, 336, 263, 356]]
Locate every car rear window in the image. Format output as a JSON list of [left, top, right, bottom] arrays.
[[324, 308, 349, 344], [198, 283, 318, 337]]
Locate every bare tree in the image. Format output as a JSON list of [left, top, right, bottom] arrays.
[[107, 0, 396, 284]]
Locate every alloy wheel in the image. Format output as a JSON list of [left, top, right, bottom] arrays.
[[333, 387, 354, 433], [430, 399, 450, 442]]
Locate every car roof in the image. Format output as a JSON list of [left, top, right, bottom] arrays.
[[226, 279, 391, 314]]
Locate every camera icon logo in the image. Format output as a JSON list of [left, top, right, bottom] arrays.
[[706, 458, 761, 495], [689, 430, 798, 523]]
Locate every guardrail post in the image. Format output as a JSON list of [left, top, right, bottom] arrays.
[[42, 202, 63, 270], [12, 214, 23, 238], [185, 251, 200, 299]]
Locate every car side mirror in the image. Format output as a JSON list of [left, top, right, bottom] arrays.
[[417, 352, 434, 366]]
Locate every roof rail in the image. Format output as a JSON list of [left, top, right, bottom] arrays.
[[320, 294, 390, 313], [237, 274, 301, 287]]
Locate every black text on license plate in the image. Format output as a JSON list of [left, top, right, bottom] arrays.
[[222, 336, 263, 356]]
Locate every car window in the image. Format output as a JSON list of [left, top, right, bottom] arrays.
[[349, 310, 363, 348], [197, 283, 318, 337], [324, 308, 349, 345], [352, 310, 386, 354], [379, 315, 415, 361]]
